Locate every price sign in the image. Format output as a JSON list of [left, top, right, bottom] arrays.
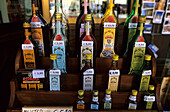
[[82, 41, 93, 46], [32, 69, 45, 78], [53, 41, 64, 46], [22, 44, 33, 50], [104, 22, 116, 28], [135, 42, 146, 47]]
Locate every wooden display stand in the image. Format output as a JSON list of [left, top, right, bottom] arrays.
[[6, 47, 163, 112]]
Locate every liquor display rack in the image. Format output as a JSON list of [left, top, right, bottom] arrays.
[[6, 46, 163, 112]]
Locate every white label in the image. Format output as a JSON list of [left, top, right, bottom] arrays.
[[32, 70, 45, 78], [82, 41, 93, 47], [128, 103, 137, 109], [83, 69, 94, 75], [31, 22, 41, 28], [22, 44, 33, 50], [128, 23, 138, 28], [49, 70, 61, 75], [129, 95, 136, 101], [109, 70, 120, 76], [105, 95, 111, 101], [142, 70, 152, 76], [135, 42, 146, 47], [92, 97, 98, 102], [104, 22, 116, 28], [53, 41, 64, 46], [144, 96, 155, 102], [81, 23, 84, 28], [83, 75, 93, 91]]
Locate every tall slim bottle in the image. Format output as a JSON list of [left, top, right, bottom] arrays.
[[123, 0, 140, 57], [30, 0, 49, 56], [51, 13, 67, 73]]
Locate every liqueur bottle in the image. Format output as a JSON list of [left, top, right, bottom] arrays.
[[144, 85, 156, 110], [128, 90, 138, 110], [100, 0, 118, 58], [30, 0, 49, 56], [79, 14, 96, 70], [82, 54, 94, 91], [76, 0, 95, 55], [127, 16, 147, 75], [123, 0, 140, 57], [91, 90, 99, 110], [51, 13, 67, 73], [108, 54, 120, 92], [103, 89, 112, 109], [77, 90, 85, 110]]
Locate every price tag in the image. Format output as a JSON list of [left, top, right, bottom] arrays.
[[128, 23, 138, 28], [104, 22, 116, 28], [83, 69, 94, 75], [32, 70, 45, 78], [144, 96, 155, 102], [49, 70, 61, 75], [22, 44, 33, 50], [142, 70, 152, 76], [82, 41, 93, 46], [53, 41, 64, 46], [135, 42, 146, 47], [109, 70, 120, 76], [31, 22, 41, 28]]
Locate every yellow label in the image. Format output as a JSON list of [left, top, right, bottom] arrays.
[[23, 81, 40, 83], [77, 104, 85, 109], [146, 101, 153, 109], [28, 84, 36, 90], [37, 83, 43, 90], [139, 76, 150, 92], [21, 83, 28, 90], [23, 50, 36, 69], [108, 76, 119, 92]]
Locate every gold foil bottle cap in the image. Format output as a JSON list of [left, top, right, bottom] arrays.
[[78, 90, 84, 96], [112, 54, 119, 61], [139, 16, 146, 23], [86, 54, 92, 59], [145, 54, 151, 61], [106, 89, 111, 94], [23, 22, 31, 28], [149, 85, 155, 91], [132, 90, 138, 96], [50, 54, 57, 60], [93, 90, 99, 95], [85, 14, 92, 21], [55, 13, 62, 21]]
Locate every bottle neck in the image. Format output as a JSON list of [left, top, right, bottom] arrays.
[[55, 0, 61, 13], [145, 60, 151, 68], [80, 0, 90, 14], [55, 20, 62, 34], [50, 60, 55, 69], [32, 0, 40, 16], [107, 0, 113, 12], [112, 60, 118, 69], [85, 59, 92, 67], [92, 95, 98, 102], [132, 0, 140, 16], [148, 89, 154, 94], [78, 95, 84, 100], [105, 94, 111, 101], [136, 22, 144, 37], [85, 21, 91, 35]]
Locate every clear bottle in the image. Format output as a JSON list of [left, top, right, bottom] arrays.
[[91, 90, 99, 110], [103, 89, 112, 109], [128, 90, 138, 110], [77, 90, 85, 109]]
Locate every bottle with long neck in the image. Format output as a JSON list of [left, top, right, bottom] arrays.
[[100, 0, 118, 57], [51, 13, 67, 74], [30, 0, 49, 56], [122, 0, 140, 57]]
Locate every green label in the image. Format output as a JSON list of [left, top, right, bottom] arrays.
[[139, 76, 150, 92], [128, 28, 137, 43], [104, 103, 112, 109], [146, 102, 153, 109]]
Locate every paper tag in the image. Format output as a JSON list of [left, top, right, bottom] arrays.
[[32, 70, 45, 78], [22, 44, 33, 50], [135, 42, 146, 47], [82, 41, 93, 47], [81, 23, 84, 28], [128, 23, 138, 28], [129, 95, 136, 101], [148, 44, 159, 53], [49, 70, 61, 75], [144, 96, 155, 102], [31, 22, 41, 28], [53, 41, 64, 46], [92, 97, 98, 102], [104, 22, 116, 28], [142, 70, 152, 76], [83, 69, 94, 75], [109, 70, 120, 76]]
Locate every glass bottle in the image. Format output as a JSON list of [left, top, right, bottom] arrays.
[[103, 89, 112, 109], [30, 0, 49, 56], [123, 0, 140, 57], [100, 0, 118, 58], [51, 13, 67, 74], [77, 90, 85, 109], [91, 90, 99, 110], [128, 90, 138, 110], [79, 14, 97, 70]]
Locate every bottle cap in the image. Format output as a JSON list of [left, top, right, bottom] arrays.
[[149, 85, 155, 91], [145, 55, 151, 61], [86, 54, 92, 59], [85, 14, 92, 21], [139, 16, 146, 23], [50, 54, 57, 60], [112, 54, 119, 61], [55, 13, 62, 21], [78, 90, 84, 96], [23, 22, 31, 28], [132, 90, 138, 96], [93, 90, 98, 95], [106, 89, 111, 94]]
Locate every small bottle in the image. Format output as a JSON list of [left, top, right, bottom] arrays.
[[144, 85, 155, 110], [77, 90, 85, 109], [128, 90, 138, 110], [91, 90, 99, 110], [103, 89, 112, 109]]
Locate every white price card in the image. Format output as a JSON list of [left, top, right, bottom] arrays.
[[32, 69, 45, 78]]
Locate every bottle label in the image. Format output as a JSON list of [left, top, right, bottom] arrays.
[[92, 97, 98, 102], [129, 95, 136, 101], [104, 103, 112, 109], [80, 41, 93, 70], [139, 75, 150, 92], [109, 70, 120, 76], [49, 70, 61, 75], [77, 104, 85, 109], [142, 70, 152, 76], [108, 75, 119, 92], [31, 22, 41, 28], [100, 22, 116, 57], [128, 19, 138, 43], [146, 101, 153, 109], [22, 44, 33, 50], [135, 42, 146, 47], [91, 104, 99, 110], [83, 69, 94, 75], [80, 23, 84, 37], [32, 70, 45, 78], [128, 103, 137, 110], [31, 28, 45, 56], [52, 40, 67, 73], [83, 69, 94, 91], [49, 70, 60, 91], [144, 96, 155, 102]]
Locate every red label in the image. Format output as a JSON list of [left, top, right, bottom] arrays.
[[55, 35, 62, 41], [24, 40, 31, 44], [137, 36, 144, 42], [32, 16, 39, 22], [105, 36, 113, 39], [83, 35, 92, 41], [132, 16, 138, 23], [107, 15, 114, 22], [23, 77, 39, 81]]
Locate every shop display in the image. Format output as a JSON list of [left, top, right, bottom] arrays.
[[103, 89, 112, 109], [91, 90, 99, 110]]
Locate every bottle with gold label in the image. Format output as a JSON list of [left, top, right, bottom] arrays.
[[79, 14, 97, 71], [103, 89, 112, 109], [77, 90, 85, 110], [108, 54, 120, 92], [128, 90, 138, 110], [91, 90, 99, 110], [30, 0, 49, 56], [100, 0, 118, 58], [51, 13, 67, 74]]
